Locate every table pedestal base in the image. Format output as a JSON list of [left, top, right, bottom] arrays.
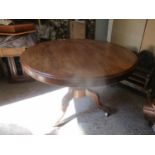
[[54, 87, 111, 127]]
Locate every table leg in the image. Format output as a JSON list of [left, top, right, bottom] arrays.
[[54, 87, 111, 127], [73, 88, 86, 98], [54, 88, 74, 127], [86, 89, 110, 116], [62, 88, 74, 112]]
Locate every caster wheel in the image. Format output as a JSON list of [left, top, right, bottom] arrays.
[[148, 121, 153, 127], [105, 112, 109, 117], [152, 124, 155, 132]]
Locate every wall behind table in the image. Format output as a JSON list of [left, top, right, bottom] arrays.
[[140, 20, 155, 55], [95, 19, 108, 41], [111, 19, 147, 52]]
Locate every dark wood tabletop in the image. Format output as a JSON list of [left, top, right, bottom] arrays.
[[20, 39, 137, 87]]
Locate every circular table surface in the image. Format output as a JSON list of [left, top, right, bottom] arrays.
[[20, 39, 137, 87]]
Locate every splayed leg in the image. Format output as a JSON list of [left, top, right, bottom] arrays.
[[54, 88, 74, 127], [86, 89, 111, 116], [54, 87, 111, 127]]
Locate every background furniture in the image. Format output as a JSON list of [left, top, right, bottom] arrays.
[[143, 100, 155, 132], [70, 21, 86, 39], [20, 39, 137, 126], [0, 23, 36, 82], [110, 20, 155, 132], [0, 48, 29, 82], [121, 50, 155, 100]]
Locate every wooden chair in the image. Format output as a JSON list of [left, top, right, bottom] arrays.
[[121, 50, 155, 100], [121, 50, 155, 132]]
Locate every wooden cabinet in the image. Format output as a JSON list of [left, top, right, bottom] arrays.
[[70, 21, 86, 39]]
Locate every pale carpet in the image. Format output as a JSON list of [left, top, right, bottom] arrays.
[[0, 78, 154, 135]]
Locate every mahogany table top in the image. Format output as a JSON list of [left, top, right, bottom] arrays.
[[20, 39, 137, 87]]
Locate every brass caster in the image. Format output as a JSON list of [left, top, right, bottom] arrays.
[[105, 112, 109, 117]]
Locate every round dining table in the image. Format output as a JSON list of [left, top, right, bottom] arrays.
[[20, 39, 137, 126]]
